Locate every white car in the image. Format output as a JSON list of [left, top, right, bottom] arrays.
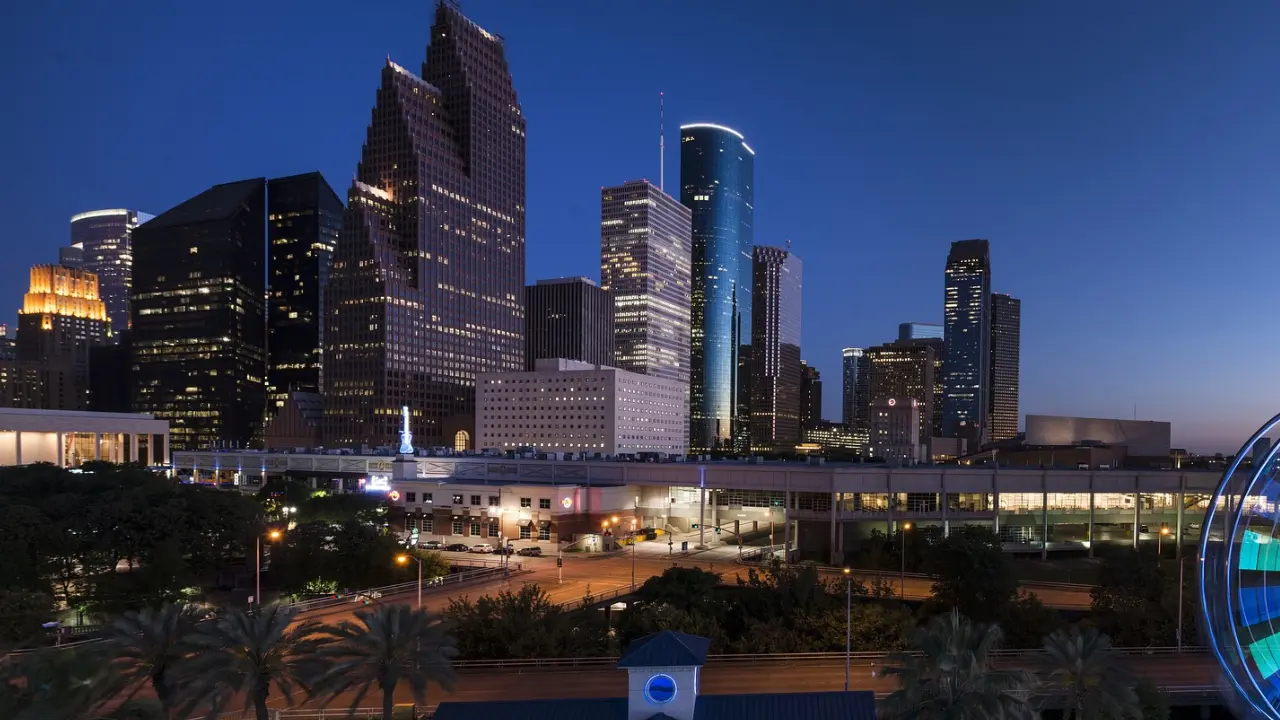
[[470, 543, 494, 554], [352, 590, 383, 604]]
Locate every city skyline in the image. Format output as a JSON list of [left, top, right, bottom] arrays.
[[6, 0, 1279, 452]]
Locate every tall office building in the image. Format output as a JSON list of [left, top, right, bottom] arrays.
[[841, 348, 869, 430], [902, 335, 945, 439], [131, 178, 267, 451], [15, 265, 111, 410], [799, 362, 822, 430], [866, 341, 935, 448], [941, 239, 992, 445], [68, 209, 154, 334], [323, 3, 525, 450], [524, 277, 614, 370], [989, 293, 1021, 442], [748, 245, 802, 452], [266, 172, 343, 416], [899, 322, 944, 341], [599, 179, 692, 382], [681, 123, 754, 452]]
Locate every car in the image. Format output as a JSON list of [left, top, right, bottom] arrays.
[[444, 543, 471, 552], [418, 540, 443, 550], [516, 546, 543, 557], [470, 543, 495, 554], [352, 590, 383, 604]]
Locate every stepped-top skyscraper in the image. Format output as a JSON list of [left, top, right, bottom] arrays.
[[600, 180, 692, 382], [749, 245, 802, 452], [68, 209, 154, 334], [323, 3, 525, 450], [941, 239, 992, 445], [681, 124, 754, 452]]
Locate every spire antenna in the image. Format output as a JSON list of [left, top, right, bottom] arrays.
[[659, 91, 665, 191]]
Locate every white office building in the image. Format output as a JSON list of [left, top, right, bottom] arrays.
[[476, 358, 689, 455]]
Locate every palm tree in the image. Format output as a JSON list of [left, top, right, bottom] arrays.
[[312, 604, 457, 720], [106, 602, 200, 717], [1042, 626, 1141, 720], [172, 604, 329, 720], [0, 643, 133, 720], [880, 609, 1038, 720]]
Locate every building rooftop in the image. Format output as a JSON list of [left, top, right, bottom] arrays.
[[141, 178, 265, 230], [617, 630, 710, 668]]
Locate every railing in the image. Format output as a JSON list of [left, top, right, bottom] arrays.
[[291, 566, 511, 613], [559, 583, 638, 609], [739, 544, 786, 563]]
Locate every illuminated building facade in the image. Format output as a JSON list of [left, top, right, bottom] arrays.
[[866, 341, 935, 448], [942, 239, 992, 445], [68, 209, 154, 334], [841, 347, 869, 430], [524, 277, 613, 370], [749, 245, 802, 452], [599, 179, 692, 382], [680, 124, 754, 452], [131, 178, 267, 451], [324, 3, 526, 450], [989, 292, 1021, 443], [899, 322, 944, 341], [16, 265, 110, 410], [266, 172, 343, 417], [800, 362, 822, 429], [901, 335, 944, 439]]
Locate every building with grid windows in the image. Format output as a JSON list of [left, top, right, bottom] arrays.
[[866, 341, 935, 448], [942, 239, 992, 445], [15, 265, 111, 410], [841, 347, 869, 430], [67, 209, 154, 334], [524, 277, 613, 370], [749, 245, 802, 452], [989, 292, 1021, 442], [799, 362, 821, 430]]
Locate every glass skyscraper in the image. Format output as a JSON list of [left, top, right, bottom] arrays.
[[898, 322, 944, 341], [841, 347, 869, 430], [681, 123, 754, 452], [68, 208, 154, 334], [989, 292, 1021, 442], [942, 239, 992, 445], [749, 245, 802, 452]]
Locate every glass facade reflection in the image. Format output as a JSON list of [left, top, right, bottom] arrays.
[[942, 239, 992, 444], [749, 245, 802, 451], [68, 209, 154, 334], [842, 348, 869, 430], [681, 124, 754, 452]]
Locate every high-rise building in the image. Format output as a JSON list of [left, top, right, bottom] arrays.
[[942, 239, 992, 445], [870, 397, 923, 465], [131, 178, 267, 451], [841, 348, 869, 430], [524, 278, 614, 370], [681, 123, 754, 452], [324, 4, 525, 451], [749, 245, 802, 452], [866, 341, 935, 448], [59, 246, 84, 269], [599, 180, 692, 382], [897, 334, 944, 439], [989, 292, 1021, 442], [898, 322, 944, 341], [800, 362, 822, 430], [68, 209, 154, 334], [15, 265, 111, 410], [266, 172, 343, 417]]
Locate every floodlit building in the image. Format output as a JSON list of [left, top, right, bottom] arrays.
[[0, 407, 169, 467], [16, 265, 111, 410]]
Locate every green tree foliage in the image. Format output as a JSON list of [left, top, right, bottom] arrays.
[[1042, 625, 1141, 720], [845, 527, 930, 572], [1002, 591, 1063, 650], [637, 566, 722, 614], [272, 520, 415, 595], [0, 642, 131, 720], [302, 493, 386, 525], [444, 584, 615, 659], [0, 591, 55, 646], [924, 525, 1020, 623], [1133, 678, 1170, 720], [1091, 549, 1173, 647]]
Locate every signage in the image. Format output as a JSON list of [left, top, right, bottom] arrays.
[[388, 490, 401, 501], [366, 475, 391, 493], [644, 674, 677, 705], [561, 496, 573, 509]]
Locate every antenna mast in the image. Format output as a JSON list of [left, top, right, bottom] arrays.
[[659, 91, 665, 191]]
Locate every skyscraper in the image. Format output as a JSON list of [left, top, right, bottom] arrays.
[[524, 277, 614, 370], [16, 265, 111, 410], [68, 209, 154, 334], [942, 239, 992, 445], [266, 172, 343, 416], [599, 179, 692, 382], [681, 123, 754, 452], [841, 348, 869, 430], [898, 322, 944, 341], [800, 362, 822, 430], [323, 3, 525, 450], [989, 293, 1021, 442], [749, 245, 802, 452], [866, 341, 935, 448], [131, 178, 267, 451]]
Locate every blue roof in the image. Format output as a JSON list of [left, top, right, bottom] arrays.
[[616, 630, 711, 668], [431, 691, 877, 720]]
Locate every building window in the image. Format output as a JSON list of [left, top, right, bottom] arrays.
[[469, 520, 481, 536], [538, 498, 551, 510], [470, 495, 481, 506], [488, 520, 499, 538], [520, 497, 532, 508], [454, 430, 469, 452], [423, 517, 433, 534], [488, 495, 500, 506], [451, 519, 463, 536], [452, 494, 463, 505], [519, 525, 531, 540], [424, 493, 433, 503], [405, 492, 416, 503], [538, 525, 551, 541]]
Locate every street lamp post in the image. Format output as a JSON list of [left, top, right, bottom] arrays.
[[397, 554, 424, 608], [1159, 525, 1170, 557], [900, 522, 912, 599], [256, 529, 281, 613], [843, 567, 852, 691]]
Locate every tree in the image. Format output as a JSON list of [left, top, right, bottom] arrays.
[[924, 525, 1018, 622], [445, 584, 614, 660], [1091, 549, 1170, 647], [637, 566, 722, 615], [1042, 625, 1141, 720], [880, 609, 1037, 720], [0, 643, 130, 720], [0, 591, 54, 647], [313, 604, 457, 720], [173, 604, 328, 720], [1001, 591, 1062, 649], [107, 602, 201, 717], [1133, 678, 1169, 720]]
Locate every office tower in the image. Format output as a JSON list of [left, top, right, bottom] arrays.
[[69, 209, 154, 334], [89, 331, 132, 413], [749, 245, 802, 452], [0, 325, 14, 362], [15, 265, 111, 410], [841, 348, 869, 430], [524, 277, 614, 370], [799, 362, 822, 430], [681, 123, 754, 452], [599, 179, 692, 382], [899, 322, 944, 341], [323, 3, 525, 451], [896, 333, 944, 439], [942, 239, 992, 445], [989, 292, 1021, 442], [59, 246, 84, 269], [870, 398, 923, 465], [131, 179, 267, 451], [266, 172, 343, 418], [866, 341, 935, 448]]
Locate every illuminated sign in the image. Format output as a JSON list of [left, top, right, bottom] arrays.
[[366, 475, 391, 493], [888, 398, 896, 407], [389, 490, 401, 501], [561, 497, 573, 509], [645, 674, 676, 705]]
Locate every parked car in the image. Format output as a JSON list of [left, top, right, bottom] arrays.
[[470, 543, 495, 554], [444, 543, 471, 552], [516, 546, 543, 557], [418, 540, 443, 550]]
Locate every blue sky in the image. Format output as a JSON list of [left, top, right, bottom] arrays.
[[3, 0, 1279, 453]]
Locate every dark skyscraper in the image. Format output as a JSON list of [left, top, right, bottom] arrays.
[[324, 4, 526, 450], [989, 292, 1022, 442], [749, 245, 802, 452], [681, 123, 754, 452], [600, 179, 692, 382], [524, 277, 614, 370], [131, 178, 267, 451], [942, 239, 992, 445], [841, 347, 869, 430], [866, 341, 936, 448], [901, 335, 944, 439], [68, 209, 154, 334], [266, 172, 343, 417], [898, 322, 944, 341], [800, 362, 822, 430]]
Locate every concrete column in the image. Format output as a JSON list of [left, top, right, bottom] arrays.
[[940, 471, 949, 537], [162, 433, 170, 466], [828, 480, 838, 566], [1041, 487, 1049, 560], [94, 433, 102, 461], [886, 470, 894, 535], [784, 489, 792, 558], [992, 486, 1001, 534], [55, 432, 64, 467], [14, 431, 21, 466], [1175, 484, 1185, 560], [1088, 487, 1096, 558], [129, 434, 138, 463], [698, 486, 706, 549], [1133, 487, 1141, 551]]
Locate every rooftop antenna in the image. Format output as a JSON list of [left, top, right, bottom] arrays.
[[659, 91, 665, 191]]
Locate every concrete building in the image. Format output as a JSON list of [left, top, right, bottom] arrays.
[[476, 359, 689, 456], [524, 277, 614, 370], [0, 408, 169, 467], [866, 341, 935, 448], [869, 398, 922, 465], [1025, 415, 1171, 458]]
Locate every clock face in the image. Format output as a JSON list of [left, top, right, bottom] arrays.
[[645, 674, 677, 705]]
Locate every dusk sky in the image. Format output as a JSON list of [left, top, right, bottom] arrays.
[[4, 0, 1279, 453]]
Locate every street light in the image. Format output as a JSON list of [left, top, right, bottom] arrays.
[[397, 553, 425, 608], [842, 567, 852, 691], [1159, 525, 1171, 557], [256, 529, 283, 613], [900, 522, 912, 599]]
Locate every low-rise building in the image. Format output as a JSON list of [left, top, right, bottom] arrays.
[[0, 407, 170, 467]]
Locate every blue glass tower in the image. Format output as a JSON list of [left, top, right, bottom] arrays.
[[941, 239, 992, 445], [680, 123, 755, 452]]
